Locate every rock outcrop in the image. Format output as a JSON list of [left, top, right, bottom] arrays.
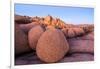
[[15, 15, 94, 65], [15, 14, 32, 24], [15, 24, 32, 55]]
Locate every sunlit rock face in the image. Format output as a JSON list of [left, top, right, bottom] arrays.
[[36, 28, 69, 63]]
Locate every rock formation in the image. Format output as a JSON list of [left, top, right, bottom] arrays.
[[15, 24, 32, 55], [15, 14, 94, 64], [36, 28, 69, 63]]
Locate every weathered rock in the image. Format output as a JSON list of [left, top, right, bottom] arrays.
[[68, 32, 94, 54], [19, 22, 39, 34], [15, 14, 32, 24], [73, 28, 85, 36], [60, 53, 94, 62], [46, 25, 56, 30], [77, 24, 94, 33], [15, 52, 43, 65], [62, 27, 85, 38], [14, 15, 94, 65], [15, 31, 94, 65], [36, 28, 69, 63], [80, 31, 94, 40], [28, 25, 44, 50], [15, 24, 32, 55], [67, 28, 75, 38], [15, 52, 94, 65]]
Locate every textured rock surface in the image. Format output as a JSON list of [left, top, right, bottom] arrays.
[[15, 15, 32, 24], [15, 15, 94, 65], [15, 52, 43, 65], [15, 32, 94, 65], [15, 53, 94, 65], [60, 53, 94, 62], [28, 25, 44, 50], [36, 28, 69, 63], [68, 32, 94, 54], [15, 15, 94, 37], [15, 24, 32, 55], [19, 22, 39, 34]]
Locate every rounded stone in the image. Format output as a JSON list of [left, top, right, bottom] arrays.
[[15, 24, 32, 55], [36, 28, 69, 63], [28, 25, 44, 50]]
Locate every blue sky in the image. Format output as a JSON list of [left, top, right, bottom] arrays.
[[15, 3, 94, 24]]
